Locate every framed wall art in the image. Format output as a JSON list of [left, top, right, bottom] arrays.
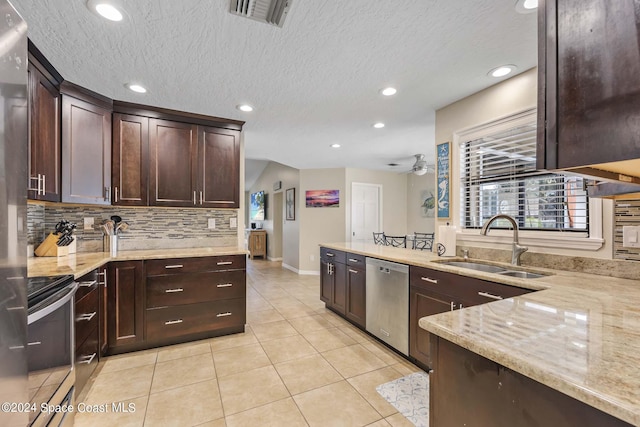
[[436, 141, 450, 219], [305, 190, 340, 208], [286, 188, 295, 220]]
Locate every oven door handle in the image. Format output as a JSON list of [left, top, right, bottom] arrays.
[[27, 282, 78, 325]]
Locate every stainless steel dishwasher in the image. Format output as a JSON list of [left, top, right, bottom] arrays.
[[365, 257, 409, 355]]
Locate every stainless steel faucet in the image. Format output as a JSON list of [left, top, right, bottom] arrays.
[[480, 214, 528, 266]]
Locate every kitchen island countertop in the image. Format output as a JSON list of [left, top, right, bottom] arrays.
[[28, 246, 248, 279], [321, 242, 640, 426]]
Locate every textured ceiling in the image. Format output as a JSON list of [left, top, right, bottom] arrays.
[[12, 0, 537, 174]]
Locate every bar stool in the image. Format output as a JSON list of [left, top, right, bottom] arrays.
[[413, 232, 435, 251], [373, 232, 384, 245], [384, 234, 407, 248]]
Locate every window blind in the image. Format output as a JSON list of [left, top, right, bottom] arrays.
[[460, 122, 588, 232]]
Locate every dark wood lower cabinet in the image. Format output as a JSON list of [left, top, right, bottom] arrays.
[[74, 269, 101, 397], [409, 286, 455, 369], [107, 261, 145, 351], [345, 265, 366, 328], [104, 256, 246, 355], [430, 336, 633, 427]]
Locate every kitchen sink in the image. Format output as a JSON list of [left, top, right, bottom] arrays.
[[435, 259, 551, 279], [496, 270, 547, 279], [437, 261, 506, 273]]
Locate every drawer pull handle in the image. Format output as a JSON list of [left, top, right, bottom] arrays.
[[478, 291, 503, 300], [165, 288, 184, 293], [421, 277, 438, 284], [27, 341, 41, 346], [348, 258, 359, 263], [217, 283, 233, 288], [326, 253, 334, 257], [164, 264, 184, 269], [216, 261, 233, 266], [216, 312, 232, 317], [348, 269, 358, 274], [165, 319, 183, 325], [76, 312, 97, 322], [78, 353, 97, 365], [78, 280, 97, 288]]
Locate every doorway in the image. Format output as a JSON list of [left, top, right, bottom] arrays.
[[351, 183, 382, 242]]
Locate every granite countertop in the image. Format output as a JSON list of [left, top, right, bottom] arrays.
[[321, 242, 640, 426], [28, 246, 248, 279]]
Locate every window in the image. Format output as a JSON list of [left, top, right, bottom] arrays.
[[460, 120, 589, 233]]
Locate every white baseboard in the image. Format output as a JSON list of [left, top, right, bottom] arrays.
[[282, 263, 320, 275], [268, 256, 283, 261]]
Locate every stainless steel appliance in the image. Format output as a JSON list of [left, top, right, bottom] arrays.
[[27, 275, 78, 427], [0, 1, 28, 426], [365, 258, 409, 355]]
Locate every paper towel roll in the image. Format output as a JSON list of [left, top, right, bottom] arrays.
[[438, 225, 457, 257]]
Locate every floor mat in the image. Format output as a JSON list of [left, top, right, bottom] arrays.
[[376, 371, 429, 427]]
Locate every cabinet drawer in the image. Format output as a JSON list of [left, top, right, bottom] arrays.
[[410, 266, 531, 305], [75, 270, 98, 302], [346, 253, 366, 267], [75, 287, 98, 347], [146, 255, 246, 276], [146, 298, 245, 341], [75, 330, 99, 395], [146, 270, 246, 308], [320, 247, 346, 263]]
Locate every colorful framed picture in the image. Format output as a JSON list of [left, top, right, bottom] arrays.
[[305, 190, 340, 208], [286, 188, 295, 220], [436, 141, 450, 219]]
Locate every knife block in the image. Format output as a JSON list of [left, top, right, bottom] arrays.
[[35, 233, 69, 257]]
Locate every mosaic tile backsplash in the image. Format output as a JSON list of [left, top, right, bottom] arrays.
[[28, 203, 238, 252], [615, 199, 640, 262]]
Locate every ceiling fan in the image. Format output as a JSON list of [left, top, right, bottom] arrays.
[[407, 154, 433, 176]]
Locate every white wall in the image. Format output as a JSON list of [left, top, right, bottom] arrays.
[[345, 168, 409, 240], [435, 67, 615, 259], [298, 169, 346, 273], [407, 172, 436, 234]]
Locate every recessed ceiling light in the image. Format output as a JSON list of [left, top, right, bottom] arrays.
[[380, 87, 397, 96], [87, 0, 124, 22], [330, 143, 341, 148], [236, 104, 254, 112], [515, 0, 538, 13], [373, 122, 385, 129], [488, 65, 517, 78], [126, 83, 147, 93]]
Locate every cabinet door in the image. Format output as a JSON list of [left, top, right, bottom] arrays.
[[107, 261, 144, 350], [540, 0, 640, 170], [28, 64, 60, 202], [149, 119, 197, 207], [345, 266, 366, 328], [320, 259, 333, 304], [61, 95, 112, 204], [331, 261, 347, 315], [112, 114, 148, 206], [197, 126, 240, 208], [409, 286, 454, 369]]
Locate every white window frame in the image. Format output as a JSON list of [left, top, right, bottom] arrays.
[[452, 108, 603, 251]]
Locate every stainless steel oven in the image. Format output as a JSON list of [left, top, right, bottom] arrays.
[[27, 275, 78, 427]]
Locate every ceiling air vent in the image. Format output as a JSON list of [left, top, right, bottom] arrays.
[[229, 0, 292, 27]]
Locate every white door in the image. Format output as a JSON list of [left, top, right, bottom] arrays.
[[351, 183, 381, 242]]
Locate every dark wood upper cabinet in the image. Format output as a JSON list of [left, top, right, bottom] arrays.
[[28, 64, 61, 201], [198, 126, 240, 208], [538, 0, 640, 184], [112, 113, 149, 206], [149, 118, 198, 207], [60, 83, 112, 205]]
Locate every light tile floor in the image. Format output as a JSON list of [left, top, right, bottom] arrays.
[[74, 259, 423, 427]]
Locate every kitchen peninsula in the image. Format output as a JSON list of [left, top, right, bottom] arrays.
[[320, 242, 640, 426]]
